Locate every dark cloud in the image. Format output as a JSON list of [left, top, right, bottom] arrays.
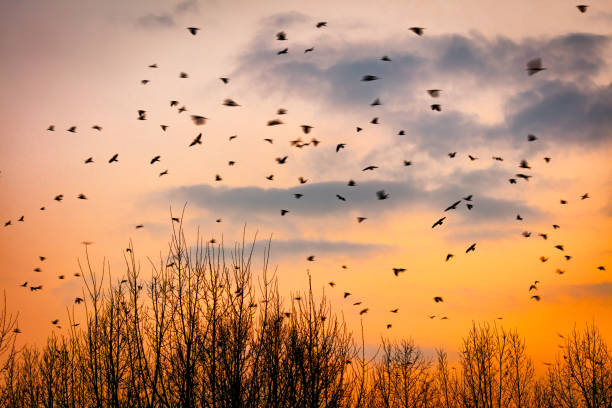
[[232, 22, 612, 156], [162, 175, 540, 224], [258, 238, 392, 259], [137, 13, 175, 28]]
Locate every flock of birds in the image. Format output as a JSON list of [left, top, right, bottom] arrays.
[[2, 4, 608, 333]]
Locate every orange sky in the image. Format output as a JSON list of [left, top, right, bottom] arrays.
[[0, 0, 611, 367]]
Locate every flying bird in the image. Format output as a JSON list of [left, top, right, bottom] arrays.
[[307, 255, 315, 261], [150, 156, 161, 164], [276, 156, 288, 164], [432, 217, 446, 228], [361, 75, 379, 81], [531, 295, 541, 301], [427, 89, 441, 97], [466, 243, 476, 253], [301, 125, 313, 134], [276, 31, 287, 40], [434, 297, 443, 303], [528, 134, 538, 141], [189, 133, 202, 146], [576, 5, 588, 13], [67, 126, 77, 133], [357, 217, 367, 223], [371, 98, 381, 106], [220, 77, 229, 84], [159, 170, 168, 177], [359, 308, 369, 315], [191, 115, 207, 125], [431, 104, 441, 111], [526, 58, 546, 75], [376, 190, 389, 200], [187, 27, 200, 35], [180, 72, 188, 78], [267, 119, 283, 126], [84, 157, 94, 164], [336, 143, 346, 152], [277, 48, 288, 55], [316, 21, 327, 28], [445, 254, 454, 262], [409, 27, 424, 36], [393, 268, 406, 276], [445, 201, 461, 211], [304, 47, 314, 53], [280, 209, 289, 216], [448, 152, 456, 158], [362, 165, 378, 171]]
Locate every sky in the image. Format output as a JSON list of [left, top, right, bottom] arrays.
[[0, 0, 611, 367]]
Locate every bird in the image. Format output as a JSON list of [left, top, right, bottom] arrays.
[[560, 199, 567, 204], [409, 27, 424, 36], [264, 138, 273, 144], [403, 160, 412, 166], [531, 295, 541, 301], [304, 47, 314, 53], [555, 245, 564, 251], [526, 58, 546, 75], [391, 309, 399, 313], [448, 152, 456, 158], [359, 308, 369, 315], [539, 233, 548, 240], [92, 125, 102, 131], [529, 284, 538, 291], [376, 190, 389, 200], [528, 134, 538, 142], [135, 224, 144, 229], [517, 214, 523, 221], [361, 75, 379, 81], [220, 77, 229, 84], [5, 220, 12, 226], [386, 324, 392, 329], [301, 125, 313, 134], [519, 160, 531, 169], [576, 5, 588, 13], [54, 194, 63, 202], [357, 217, 367, 223], [77, 194, 87, 200], [298, 177, 308, 184], [344, 292, 351, 298], [277, 108, 287, 115], [267, 119, 283, 126], [540, 256, 548, 262], [67, 126, 77, 133], [316, 21, 327, 28], [191, 115, 207, 125], [348, 180, 356, 186], [228, 161, 235, 166], [522, 231, 532, 238], [170, 100, 179, 107], [516, 174, 532, 181], [18, 216, 23, 222], [393, 268, 406, 276], [363, 165, 378, 171], [431, 104, 441, 111], [336, 143, 346, 152], [141, 79, 150, 85], [294, 193, 303, 199], [564, 255, 572, 261], [544, 157, 551, 163], [51, 319, 59, 325], [159, 170, 168, 177], [277, 48, 288, 55], [555, 269, 565, 275], [398, 130, 405, 135], [336, 194, 346, 201], [329, 282, 335, 287], [20, 282, 27, 287], [466, 243, 477, 253], [178, 106, 187, 113], [434, 297, 444, 303], [47, 125, 55, 131], [307, 256, 315, 261], [371, 98, 381, 106], [150, 156, 161, 164], [553, 224, 560, 229], [597, 266, 606, 271], [445, 201, 461, 211], [276, 156, 288, 164], [137, 110, 146, 120], [215, 174, 222, 181], [187, 27, 200, 35], [148, 64, 157, 68], [280, 209, 289, 216], [356, 127, 362, 132], [370, 117, 379, 124], [446, 254, 454, 262], [84, 157, 94, 164], [109, 154, 119, 163], [189, 133, 202, 146], [468, 155, 478, 161], [509, 178, 517, 184], [223, 98, 240, 107], [581, 193, 589, 200], [276, 31, 287, 40], [464, 195, 473, 201], [427, 89, 441, 97], [432, 217, 446, 228], [179, 72, 189, 78], [492, 156, 504, 161]]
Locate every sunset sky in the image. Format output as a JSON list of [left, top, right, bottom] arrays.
[[1, 0, 611, 366]]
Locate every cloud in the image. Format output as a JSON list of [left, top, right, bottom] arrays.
[[162, 176, 541, 224], [137, 13, 175, 28], [548, 282, 612, 302], [259, 238, 392, 259], [232, 23, 612, 156]]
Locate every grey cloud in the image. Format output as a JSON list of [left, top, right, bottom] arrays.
[[260, 238, 391, 259], [549, 282, 612, 302], [137, 13, 175, 28], [163, 176, 540, 224]]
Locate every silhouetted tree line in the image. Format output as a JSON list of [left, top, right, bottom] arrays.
[[0, 224, 609, 407]]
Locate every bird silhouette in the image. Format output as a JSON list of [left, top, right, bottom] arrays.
[[432, 217, 446, 228], [361, 75, 379, 81], [67, 126, 77, 133], [466, 243, 476, 253], [109, 154, 119, 163], [434, 297, 443, 303], [448, 152, 456, 158], [577, 5, 588, 13], [191, 115, 207, 125], [527, 134, 538, 141], [446, 254, 454, 262], [189, 133, 202, 146], [363, 165, 378, 171], [527, 58, 546, 75], [359, 308, 369, 315], [267, 119, 283, 126], [427, 89, 441, 97], [431, 104, 441, 111], [376, 190, 389, 200], [304, 47, 314, 53], [220, 77, 229, 84], [531, 295, 541, 301], [581, 193, 589, 200], [316, 22, 327, 28], [280, 209, 289, 216], [540, 256, 548, 262], [409, 27, 424, 36], [336, 194, 346, 201], [294, 193, 303, 199], [343, 292, 351, 298], [187, 27, 200, 35], [277, 48, 288, 55], [445, 200, 461, 211], [393, 268, 406, 276], [84, 157, 94, 164], [150, 156, 161, 164], [276, 156, 288, 164], [307, 255, 315, 261], [357, 217, 367, 223], [336, 143, 346, 152], [223, 98, 240, 107]]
